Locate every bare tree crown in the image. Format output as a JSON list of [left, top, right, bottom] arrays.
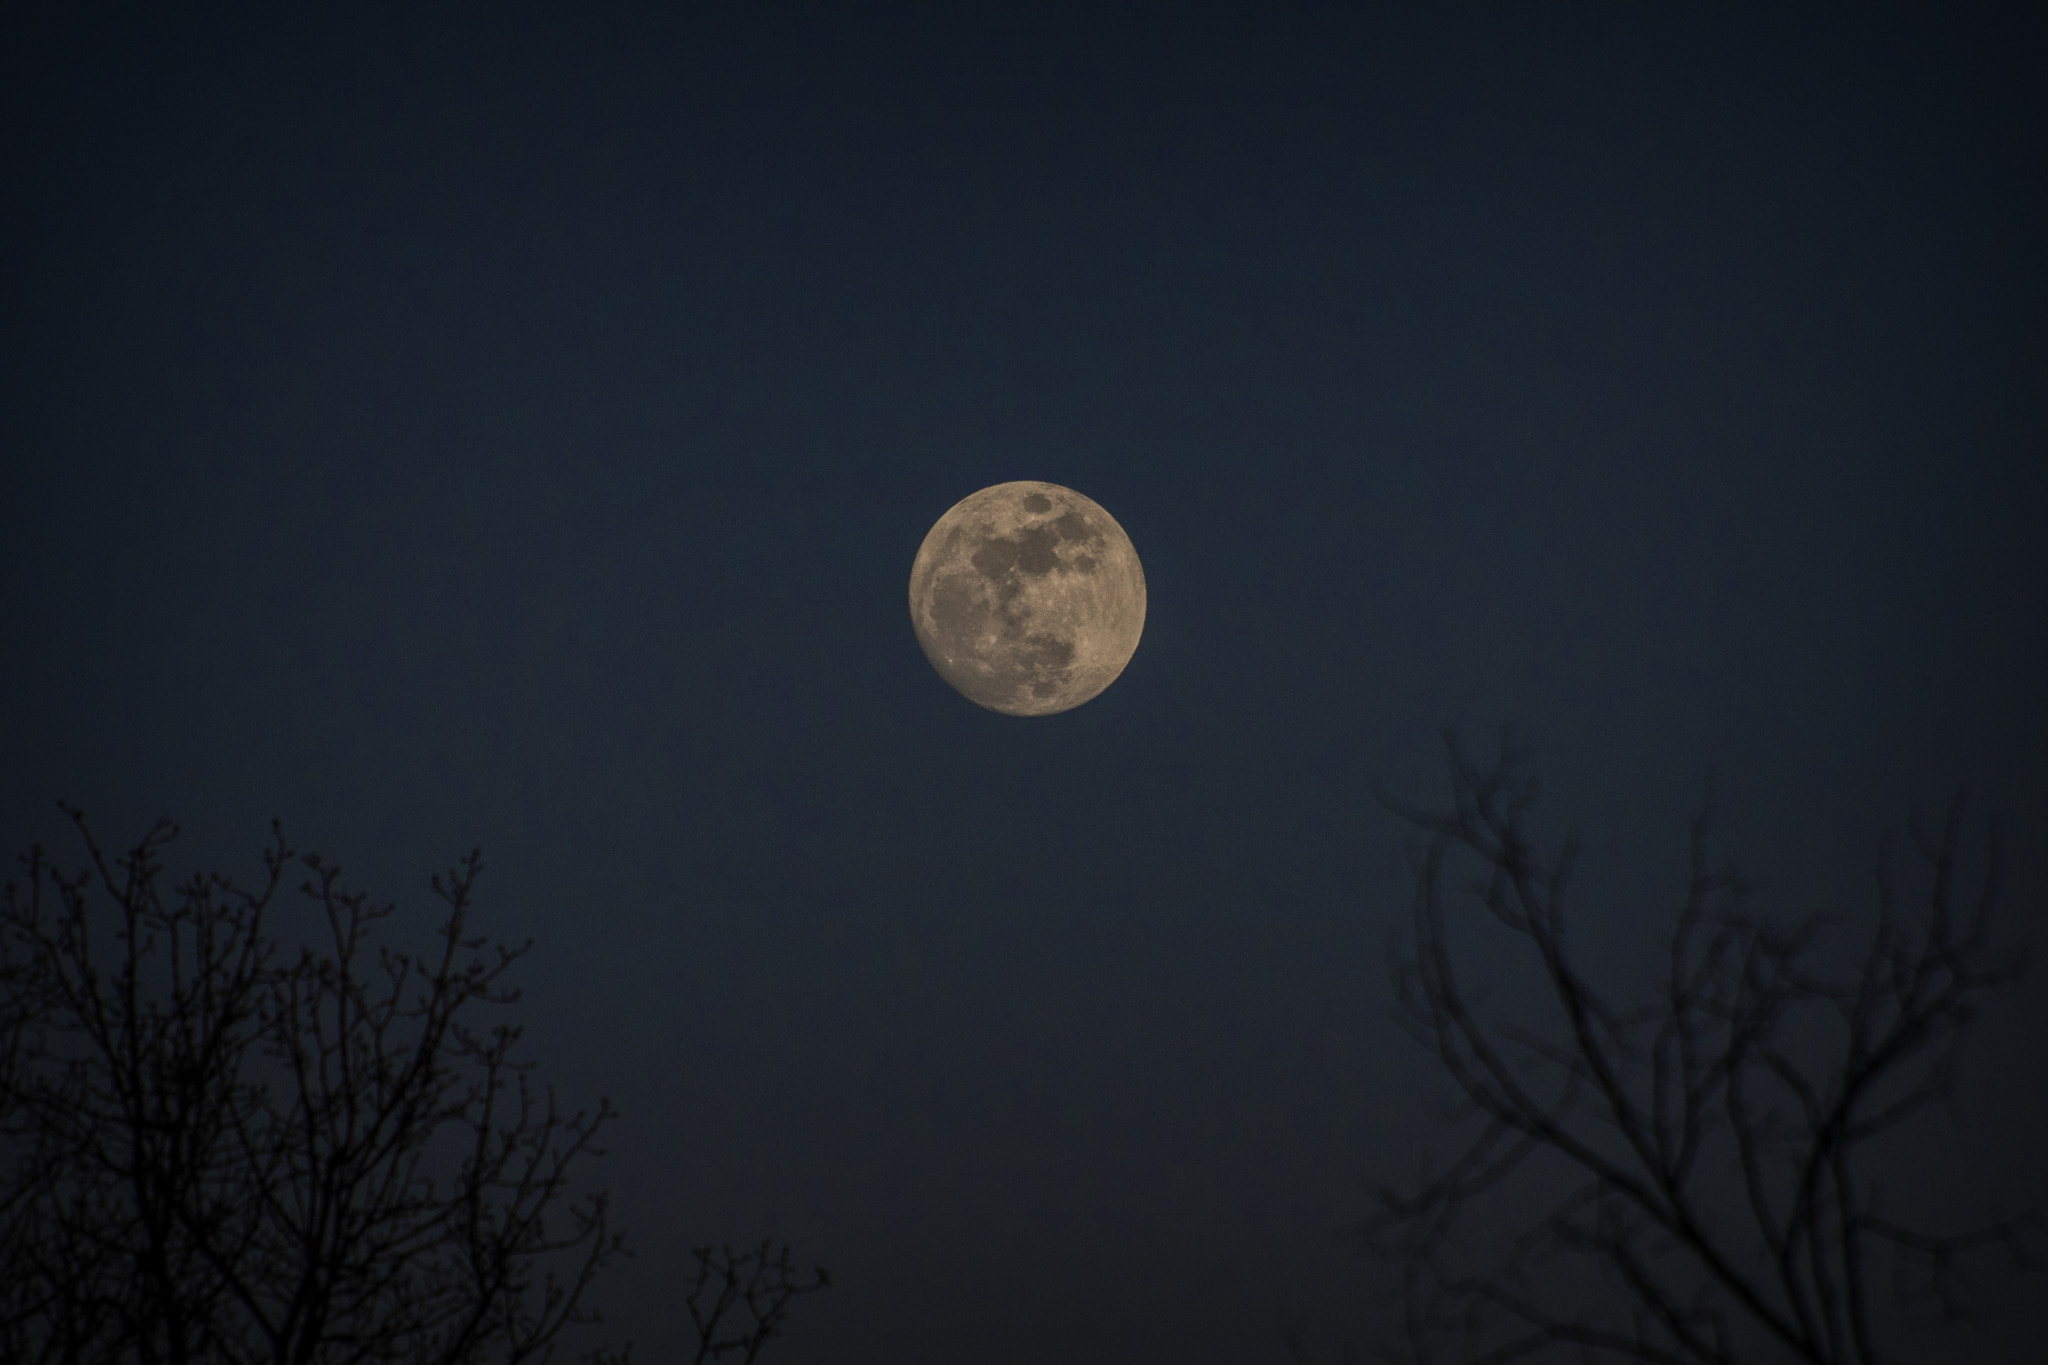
[[1362, 735, 2038, 1365], [0, 810, 624, 1364]]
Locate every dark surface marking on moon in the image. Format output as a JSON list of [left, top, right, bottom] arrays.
[[1052, 510, 1094, 545], [931, 572, 990, 645], [1016, 633, 1076, 683], [972, 526, 1062, 581], [1022, 492, 1052, 513]]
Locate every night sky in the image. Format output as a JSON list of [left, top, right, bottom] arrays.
[[4, 6, 2045, 1362]]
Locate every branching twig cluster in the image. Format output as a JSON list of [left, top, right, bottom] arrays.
[[0, 810, 626, 1364], [685, 1239, 831, 1364], [1362, 734, 2038, 1365]]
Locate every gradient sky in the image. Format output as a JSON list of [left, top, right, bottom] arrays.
[[4, 6, 2044, 1362]]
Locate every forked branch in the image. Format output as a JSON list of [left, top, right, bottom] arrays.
[[1360, 733, 2038, 1365]]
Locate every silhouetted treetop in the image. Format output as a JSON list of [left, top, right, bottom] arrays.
[[0, 810, 625, 1364], [1359, 733, 2038, 1365]]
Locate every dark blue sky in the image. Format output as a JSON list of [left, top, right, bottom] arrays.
[[4, 5, 2044, 1361]]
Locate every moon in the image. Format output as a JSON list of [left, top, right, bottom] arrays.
[[908, 481, 1146, 716]]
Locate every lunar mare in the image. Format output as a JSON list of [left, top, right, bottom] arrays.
[[908, 481, 1146, 716]]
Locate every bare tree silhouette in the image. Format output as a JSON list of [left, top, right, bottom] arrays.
[[684, 1240, 831, 1364], [0, 809, 626, 1363], [1359, 734, 2038, 1365]]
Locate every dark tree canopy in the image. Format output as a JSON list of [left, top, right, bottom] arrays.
[[0, 811, 625, 1364], [1360, 736, 2038, 1365]]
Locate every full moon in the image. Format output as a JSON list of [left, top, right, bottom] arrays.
[[908, 481, 1146, 716]]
